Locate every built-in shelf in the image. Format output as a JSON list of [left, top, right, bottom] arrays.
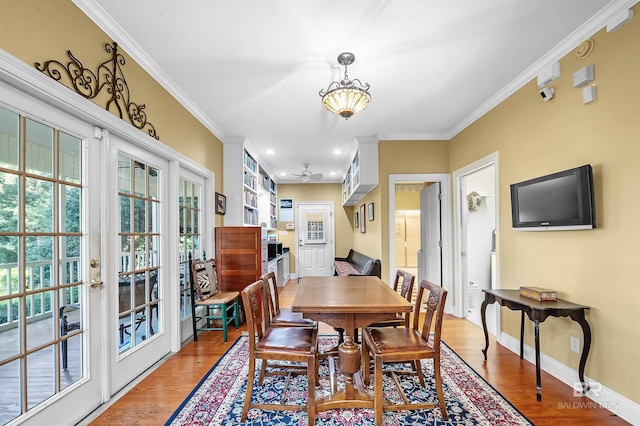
[[342, 138, 379, 206], [224, 140, 277, 228]]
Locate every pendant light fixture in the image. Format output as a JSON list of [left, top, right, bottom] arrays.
[[319, 52, 371, 119]]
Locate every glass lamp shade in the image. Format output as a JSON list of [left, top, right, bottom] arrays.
[[321, 87, 371, 119]]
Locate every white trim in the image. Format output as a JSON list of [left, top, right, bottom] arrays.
[[388, 174, 453, 313], [499, 332, 640, 425]]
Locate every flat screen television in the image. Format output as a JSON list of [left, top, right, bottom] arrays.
[[510, 164, 595, 231]]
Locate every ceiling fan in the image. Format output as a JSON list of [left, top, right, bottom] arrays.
[[292, 163, 323, 182]]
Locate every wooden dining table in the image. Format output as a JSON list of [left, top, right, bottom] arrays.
[[291, 275, 412, 411]]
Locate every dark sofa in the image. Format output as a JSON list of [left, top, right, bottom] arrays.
[[333, 249, 381, 278]]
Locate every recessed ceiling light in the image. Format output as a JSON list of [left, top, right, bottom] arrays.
[[333, 149, 342, 155], [266, 149, 275, 155], [280, 172, 286, 176], [330, 171, 336, 176]]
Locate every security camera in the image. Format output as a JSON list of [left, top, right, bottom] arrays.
[[539, 87, 555, 101]]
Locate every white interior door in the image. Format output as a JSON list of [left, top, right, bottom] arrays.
[[0, 91, 103, 425], [107, 136, 171, 395], [296, 203, 334, 277], [419, 182, 442, 285]]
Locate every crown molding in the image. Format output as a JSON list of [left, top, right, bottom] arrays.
[[72, 0, 229, 143]]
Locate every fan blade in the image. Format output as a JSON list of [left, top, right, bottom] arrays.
[[310, 173, 323, 180]]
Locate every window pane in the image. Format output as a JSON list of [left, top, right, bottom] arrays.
[[118, 155, 131, 194], [0, 253, 19, 298], [0, 297, 21, 358], [61, 184, 81, 233], [25, 237, 53, 291], [119, 195, 131, 233], [134, 161, 146, 196], [185, 182, 192, 207], [148, 200, 159, 233], [193, 210, 199, 234], [26, 290, 54, 350], [25, 119, 54, 178], [0, 172, 19, 232], [0, 360, 20, 423], [27, 346, 55, 409], [150, 235, 159, 268], [120, 236, 132, 273], [149, 167, 158, 200], [59, 132, 81, 183], [61, 237, 81, 285], [25, 178, 53, 233], [0, 107, 19, 170], [178, 181, 185, 207], [134, 236, 146, 269], [134, 198, 145, 233], [60, 333, 83, 390]]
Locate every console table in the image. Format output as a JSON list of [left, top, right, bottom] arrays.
[[480, 289, 591, 401]]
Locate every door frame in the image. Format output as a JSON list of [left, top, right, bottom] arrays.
[[452, 152, 499, 322], [388, 174, 453, 313]]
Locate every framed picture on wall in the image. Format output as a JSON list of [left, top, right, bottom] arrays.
[[368, 202, 374, 221], [354, 212, 359, 229], [215, 192, 226, 215], [360, 204, 366, 233]]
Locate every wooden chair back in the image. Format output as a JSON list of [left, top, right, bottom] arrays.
[[413, 280, 447, 351], [241, 280, 267, 346], [394, 269, 416, 302], [261, 272, 280, 321]]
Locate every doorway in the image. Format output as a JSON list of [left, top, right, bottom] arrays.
[[388, 174, 452, 311], [453, 153, 498, 333], [296, 202, 334, 277]]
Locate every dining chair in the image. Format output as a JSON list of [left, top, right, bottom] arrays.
[[361, 279, 448, 424], [261, 272, 316, 328], [368, 269, 415, 328], [189, 254, 240, 342], [241, 280, 318, 425]]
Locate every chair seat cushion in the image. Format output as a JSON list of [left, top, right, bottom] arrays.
[[194, 291, 238, 305], [365, 327, 434, 354], [259, 327, 316, 352], [273, 309, 316, 326]]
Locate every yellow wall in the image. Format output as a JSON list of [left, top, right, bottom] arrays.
[[448, 10, 640, 401], [0, 0, 225, 225], [275, 183, 351, 274], [395, 186, 421, 210], [378, 140, 450, 281]]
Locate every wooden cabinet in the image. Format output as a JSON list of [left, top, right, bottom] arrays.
[[215, 226, 267, 294], [223, 140, 277, 227], [342, 138, 379, 206]]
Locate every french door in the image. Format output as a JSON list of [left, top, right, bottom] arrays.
[[107, 136, 171, 394], [0, 90, 103, 425]]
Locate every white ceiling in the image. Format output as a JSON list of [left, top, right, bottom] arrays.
[[75, 0, 628, 183]]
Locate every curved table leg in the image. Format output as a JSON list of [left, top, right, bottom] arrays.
[[481, 297, 491, 360], [574, 314, 592, 395]]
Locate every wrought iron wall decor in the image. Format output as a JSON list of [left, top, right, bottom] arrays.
[[35, 42, 159, 140]]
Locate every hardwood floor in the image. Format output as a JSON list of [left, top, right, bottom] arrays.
[[88, 280, 628, 426]]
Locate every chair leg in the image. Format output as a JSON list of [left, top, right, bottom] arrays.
[[307, 354, 316, 426], [191, 304, 198, 342], [434, 355, 448, 420], [242, 353, 256, 422], [415, 359, 426, 387], [233, 298, 240, 328], [220, 303, 228, 342], [374, 355, 384, 426]]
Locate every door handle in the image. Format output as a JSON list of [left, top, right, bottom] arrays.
[[89, 278, 104, 288]]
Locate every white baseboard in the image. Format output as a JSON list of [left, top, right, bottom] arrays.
[[499, 332, 639, 425]]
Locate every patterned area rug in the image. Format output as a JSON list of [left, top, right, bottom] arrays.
[[166, 335, 533, 425]]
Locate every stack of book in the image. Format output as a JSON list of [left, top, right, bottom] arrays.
[[519, 286, 557, 301]]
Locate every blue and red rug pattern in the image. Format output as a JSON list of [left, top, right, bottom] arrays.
[[166, 335, 533, 425]]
